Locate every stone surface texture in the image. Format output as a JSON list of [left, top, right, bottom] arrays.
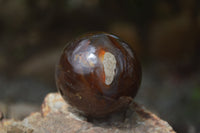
[[0, 93, 176, 133]]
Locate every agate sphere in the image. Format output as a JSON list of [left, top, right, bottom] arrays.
[[55, 33, 141, 117]]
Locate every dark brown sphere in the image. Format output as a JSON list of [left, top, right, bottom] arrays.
[[55, 33, 141, 117]]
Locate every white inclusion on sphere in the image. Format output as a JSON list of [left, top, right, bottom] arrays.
[[103, 52, 116, 85]]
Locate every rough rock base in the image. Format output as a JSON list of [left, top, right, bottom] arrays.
[[0, 93, 176, 133]]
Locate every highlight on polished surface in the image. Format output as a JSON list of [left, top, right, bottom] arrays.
[[55, 32, 141, 117]]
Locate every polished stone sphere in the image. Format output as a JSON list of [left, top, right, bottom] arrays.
[[55, 33, 141, 117]]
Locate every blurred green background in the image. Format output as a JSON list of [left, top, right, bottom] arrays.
[[0, 0, 199, 132]]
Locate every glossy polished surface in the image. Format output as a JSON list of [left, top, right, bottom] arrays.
[[56, 33, 141, 117]]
